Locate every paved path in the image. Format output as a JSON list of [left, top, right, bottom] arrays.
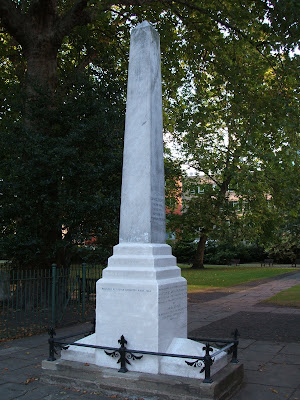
[[0, 271, 299, 400], [188, 272, 300, 332], [188, 271, 300, 400]]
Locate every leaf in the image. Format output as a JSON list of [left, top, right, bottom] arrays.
[[25, 377, 37, 385], [269, 388, 279, 394]]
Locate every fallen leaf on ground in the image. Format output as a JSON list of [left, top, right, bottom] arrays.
[[25, 377, 37, 385], [269, 388, 279, 394]]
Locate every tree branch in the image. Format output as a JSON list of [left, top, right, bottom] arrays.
[[0, 0, 28, 45], [28, 0, 58, 16], [76, 48, 99, 72], [169, 0, 249, 40], [57, 0, 93, 40]]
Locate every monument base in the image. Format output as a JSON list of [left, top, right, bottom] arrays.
[[61, 243, 228, 376], [42, 358, 243, 400], [61, 243, 228, 377], [161, 337, 228, 379], [65, 243, 189, 374], [60, 334, 228, 380]]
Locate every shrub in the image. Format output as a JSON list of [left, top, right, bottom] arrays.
[[171, 239, 265, 265], [171, 240, 197, 263]]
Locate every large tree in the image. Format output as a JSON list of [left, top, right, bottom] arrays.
[[165, 5, 299, 268], [1, 0, 299, 268], [0, 1, 130, 267]]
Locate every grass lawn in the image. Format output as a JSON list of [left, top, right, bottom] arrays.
[[179, 264, 296, 292], [262, 283, 300, 308]]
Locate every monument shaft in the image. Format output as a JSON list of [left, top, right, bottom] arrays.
[[61, 22, 227, 379], [93, 23, 187, 372], [119, 21, 165, 244], [60, 22, 231, 378]]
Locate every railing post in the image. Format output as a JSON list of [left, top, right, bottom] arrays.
[[82, 263, 86, 321], [47, 328, 56, 361], [203, 343, 213, 383], [231, 328, 240, 364], [118, 335, 128, 373], [51, 264, 56, 328]]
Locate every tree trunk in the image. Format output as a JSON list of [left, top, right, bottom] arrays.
[[192, 234, 207, 269], [25, 47, 59, 98], [0, 0, 92, 270]]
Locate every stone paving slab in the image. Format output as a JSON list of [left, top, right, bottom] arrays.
[[190, 311, 300, 343], [236, 339, 256, 349], [244, 363, 300, 388], [233, 383, 295, 400], [0, 357, 37, 371], [279, 343, 300, 355], [0, 382, 29, 400], [239, 350, 276, 363], [272, 353, 300, 365], [291, 388, 300, 399]]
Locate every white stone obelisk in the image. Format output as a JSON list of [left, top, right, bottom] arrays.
[[62, 21, 227, 378], [94, 21, 187, 374], [119, 20, 166, 245]]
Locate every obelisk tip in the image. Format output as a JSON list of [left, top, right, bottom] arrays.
[[135, 21, 151, 29]]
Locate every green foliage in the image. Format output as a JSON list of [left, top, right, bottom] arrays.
[[265, 232, 300, 264], [164, 150, 182, 212], [204, 242, 266, 265], [1, 0, 299, 268], [0, 71, 125, 267], [171, 239, 197, 263], [172, 238, 265, 265], [262, 284, 300, 308], [164, 1, 299, 262]]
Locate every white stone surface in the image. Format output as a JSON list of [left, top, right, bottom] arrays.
[[61, 334, 96, 365], [160, 338, 228, 379], [60, 21, 228, 379], [119, 21, 165, 244], [95, 243, 187, 374]]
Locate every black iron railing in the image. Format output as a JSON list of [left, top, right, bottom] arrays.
[[47, 324, 240, 383], [0, 263, 103, 339]]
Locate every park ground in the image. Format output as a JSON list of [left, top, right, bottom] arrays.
[[0, 265, 299, 400]]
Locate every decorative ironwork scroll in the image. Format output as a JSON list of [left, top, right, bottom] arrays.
[[105, 335, 143, 372]]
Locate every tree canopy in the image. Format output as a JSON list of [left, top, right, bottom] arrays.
[[1, 0, 299, 268]]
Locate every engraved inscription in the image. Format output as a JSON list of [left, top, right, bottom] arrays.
[[158, 284, 186, 321], [102, 287, 152, 294], [151, 196, 165, 223]]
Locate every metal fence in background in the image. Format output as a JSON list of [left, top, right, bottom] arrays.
[[0, 263, 103, 340]]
